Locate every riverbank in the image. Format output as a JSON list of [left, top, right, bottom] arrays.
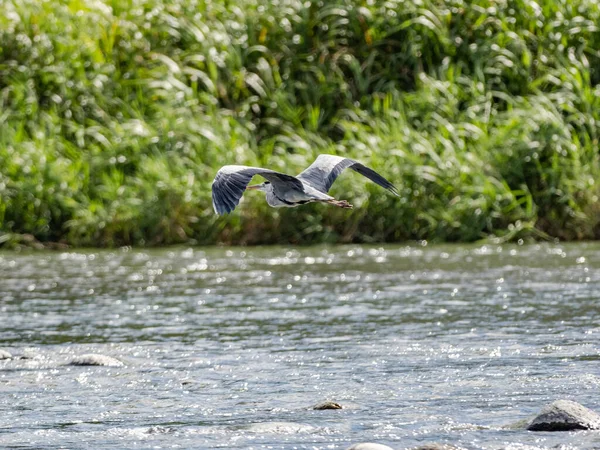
[[2, 0, 600, 247]]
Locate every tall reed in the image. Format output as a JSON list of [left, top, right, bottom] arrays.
[[1, 0, 599, 246]]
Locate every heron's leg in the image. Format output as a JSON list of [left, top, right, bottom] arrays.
[[325, 199, 353, 209]]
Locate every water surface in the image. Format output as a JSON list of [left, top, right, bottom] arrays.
[[1, 243, 599, 449]]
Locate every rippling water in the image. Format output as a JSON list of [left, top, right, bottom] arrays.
[[1, 243, 599, 449]]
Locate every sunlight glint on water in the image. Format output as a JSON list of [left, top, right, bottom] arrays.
[[1, 244, 599, 449]]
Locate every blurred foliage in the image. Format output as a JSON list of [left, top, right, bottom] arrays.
[[1, 0, 600, 247]]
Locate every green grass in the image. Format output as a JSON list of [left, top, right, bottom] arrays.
[[1, 0, 600, 247]]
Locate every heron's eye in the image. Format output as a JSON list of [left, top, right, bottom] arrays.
[[264, 181, 271, 185]]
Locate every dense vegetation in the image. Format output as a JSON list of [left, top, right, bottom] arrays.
[[2, 0, 600, 247]]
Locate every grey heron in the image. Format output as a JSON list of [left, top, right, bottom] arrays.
[[212, 154, 399, 215]]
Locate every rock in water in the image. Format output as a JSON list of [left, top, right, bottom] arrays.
[[527, 399, 600, 431], [69, 354, 124, 367], [0, 350, 12, 360], [313, 400, 342, 410], [346, 444, 394, 450]]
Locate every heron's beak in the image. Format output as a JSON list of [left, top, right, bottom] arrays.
[[246, 184, 261, 190]]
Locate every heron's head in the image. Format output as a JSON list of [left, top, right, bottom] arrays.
[[246, 181, 270, 192]]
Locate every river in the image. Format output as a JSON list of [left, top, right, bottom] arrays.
[[1, 243, 599, 449]]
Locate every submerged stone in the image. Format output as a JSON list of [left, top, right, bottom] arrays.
[[346, 444, 394, 450], [0, 350, 12, 360], [527, 399, 600, 431], [146, 425, 175, 434], [69, 354, 124, 367], [313, 400, 342, 410]]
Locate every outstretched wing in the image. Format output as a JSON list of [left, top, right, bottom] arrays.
[[212, 165, 304, 215], [297, 155, 399, 195]]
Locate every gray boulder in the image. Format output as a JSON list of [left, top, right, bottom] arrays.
[[347, 444, 394, 450], [313, 400, 342, 410], [527, 399, 600, 431], [69, 354, 124, 367]]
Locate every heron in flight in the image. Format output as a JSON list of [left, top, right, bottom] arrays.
[[212, 154, 399, 215]]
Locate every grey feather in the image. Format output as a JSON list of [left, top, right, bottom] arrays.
[[212, 165, 304, 214], [297, 154, 399, 195]]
